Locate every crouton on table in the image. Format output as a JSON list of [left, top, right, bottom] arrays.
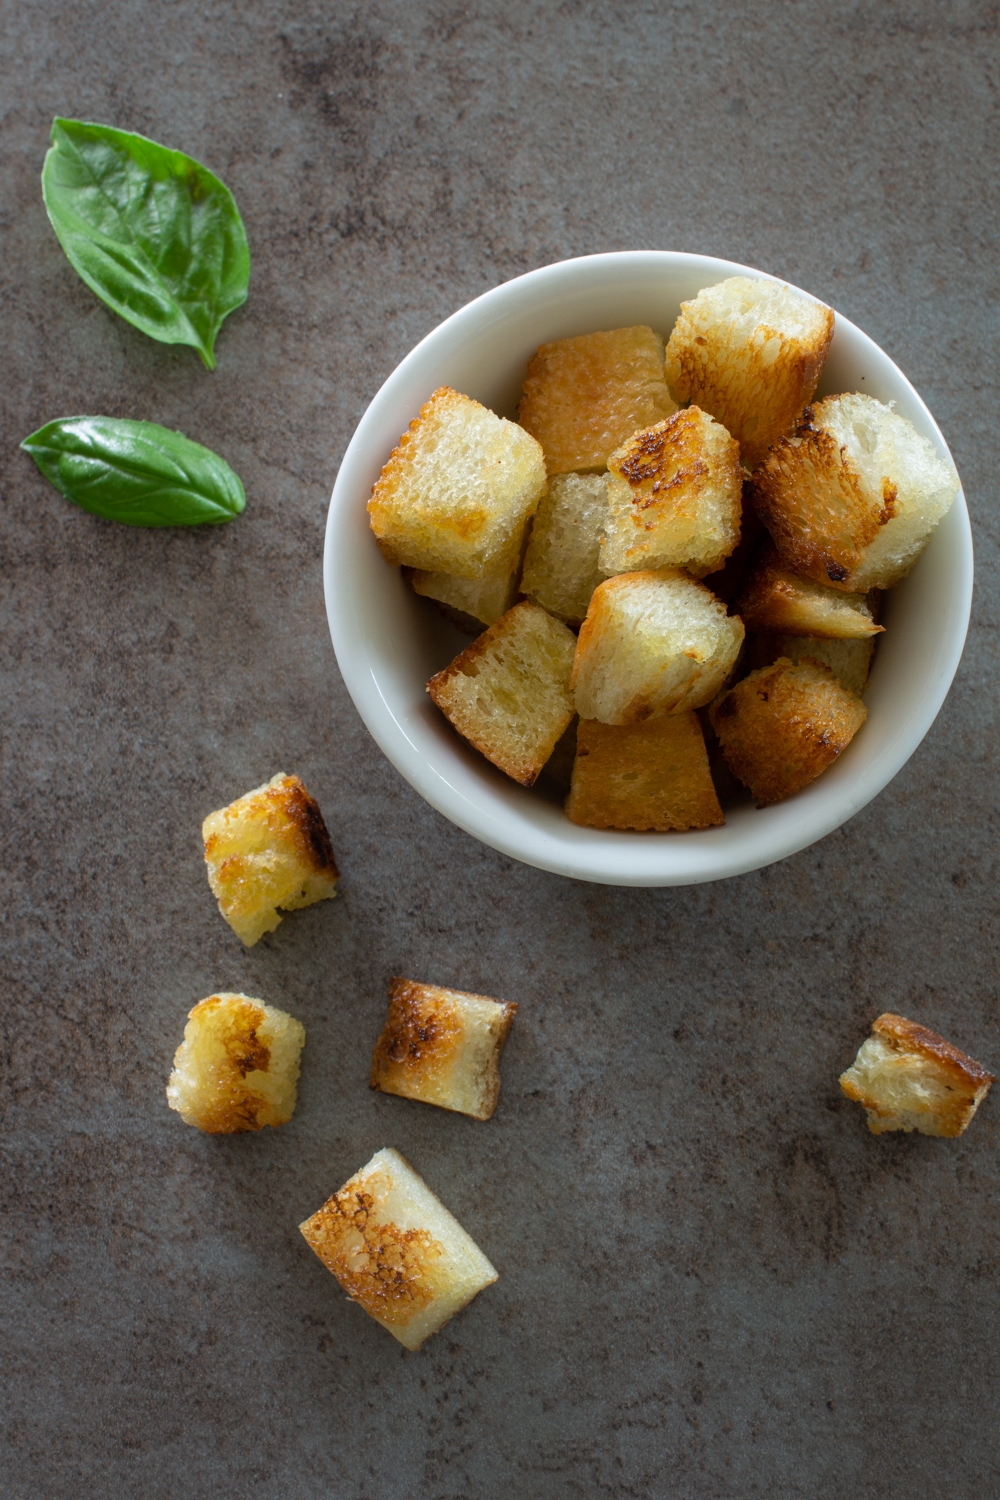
[[840, 1013, 994, 1137], [520, 472, 610, 626], [745, 632, 874, 698], [566, 712, 723, 831], [166, 993, 305, 1133], [735, 541, 882, 640]]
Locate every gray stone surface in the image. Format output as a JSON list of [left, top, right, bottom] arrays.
[[2, 2, 999, 1495]]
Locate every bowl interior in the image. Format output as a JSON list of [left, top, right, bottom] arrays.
[[324, 252, 971, 885]]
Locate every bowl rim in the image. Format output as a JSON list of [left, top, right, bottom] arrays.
[[324, 250, 973, 886]]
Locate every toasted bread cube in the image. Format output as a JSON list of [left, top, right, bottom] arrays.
[[368, 387, 545, 578], [406, 545, 523, 628], [708, 658, 866, 805], [572, 570, 744, 725], [566, 713, 723, 831], [518, 326, 677, 475], [753, 394, 959, 590], [203, 773, 339, 947], [665, 277, 834, 469], [746, 633, 875, 697], [600, 407, 742, 577], [370, 978, 517, 1120], [520, 472, 610, 625], [299, 1148, 498, 1350], [840, 1014, 994, 1137], [166, 993, 305, 1134], [427, 601, 576, 785], [735, 542, 882, 640]]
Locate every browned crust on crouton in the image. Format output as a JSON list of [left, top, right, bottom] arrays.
[[203, 775, 339, 880], [300, 1188, 444, 1327], [840, 1013, 995, 1137], [872, 1014, 995, 1088], [566, 714, 724, 831], [734, 541, 882, 640], [370, 978, 464, 1089], [183, 996, 274, 1134]]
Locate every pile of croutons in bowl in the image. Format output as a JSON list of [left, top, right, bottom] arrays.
[[366, 276, 959, 832]]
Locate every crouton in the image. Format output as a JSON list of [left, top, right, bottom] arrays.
[[518, 326, 677, 475], [746, 633, 875, 697], [427, 601, 576, 785], [840, 1013, 994, 1137], [708, 658, 867, 805], [664, 276, 834, 469], [572, 570, 744, 725], [406, 545, 523, 629], [735, 542, 882, 639], [368, 387, 546, 578], [166, 993, 305, 1133], [203, 773, 339, 947], [566, 712, 723, 831], [520, 472, 610, 625], [299, 1148, 498, 1350], [752, 394, 959, 590], [600, 407, 742, 577], [370, 977, 517, 1120]]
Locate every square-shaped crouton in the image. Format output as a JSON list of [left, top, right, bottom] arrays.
[[427, 601, 576, 785], [735, 542, 882, 640], [572, 570, 744, 725], [299, 1148, 498, 1350], [203, 773, 339, 947], [708, 658, 867, 805], [166, 993, 305, 1133], [406, 545, 523, 629], [370, 978, 517, 1120], [752, 394, 959, 590], [520, 472, 610, 625], [840, 1013, 994, 1137], [746, 633, 875, 698], [518, 326, 677, 475], [600, 407, 742, 577], [665, 277, 834, 469], [368, 387, 546, 578], [566, 713, 723, 831]]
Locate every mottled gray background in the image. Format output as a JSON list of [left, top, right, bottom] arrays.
[[3, 2, 999, 1496]]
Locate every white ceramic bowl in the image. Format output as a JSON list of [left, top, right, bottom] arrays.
[[324, 252, 972, 886]]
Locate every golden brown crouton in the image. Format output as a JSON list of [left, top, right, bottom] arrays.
[[520, 472, 610, 625], [405, 545, 523, 628], [370, 978, 517, 1121], [565, 713, 723, 831], [299, 1148, 498, 1350], [664, 276, 834, 469], [203, 773, 339, 947], [745, 633, 875, 697], [708, 658, 867, 805], [518, 326, 677, 475], [166, 993, 305, 1134], [734, 542, 882, 640], [840, 1014, 994, 1137], [427, 601, 576, 785], [368, 386, 546, 578], [572, 570, 745, 725], [752, 394, 959, 590], [600, 407, 742, 577]]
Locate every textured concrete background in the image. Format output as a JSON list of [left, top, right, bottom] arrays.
[[2, 3, 999, 1496]]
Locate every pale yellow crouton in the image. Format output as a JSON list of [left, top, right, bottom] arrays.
[[735, 542, 882, 639], [665, 276, 834, 469], [752, 394, 959, 590], [709, 658, 866, 805], [840, 1013, 994, 1137], [520, 472, 610, 625], [746, 633, 875, 697], [370, 977, 517, 1121], [518, 326, 677, 474], [427, 601, 576, 785], [565, 713, 723, 831], [368, 387, 546, 578], [600, 407, 742, 577], [299, 1148, 498, 1350], [203, 773, 339, 947], [166, 993, 305, 1134], [405, 546, 523, 629], [572, 570, 744, 725]]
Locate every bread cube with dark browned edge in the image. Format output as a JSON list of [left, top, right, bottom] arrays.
[[566, 713, 723, 831], [166, 993, 305, 1133], [299, 1148, 498, 1351], [427, 601, 576, 785], [665, 277, 834, 469], [746, 633, 875, 698], [709, 658, 867, 805], [370, 978, 517, 1120], [203, 773, 339, 947], [518, 326, 677, 475], [752, 394, 959, 591], [600, 407, 742, 578], [840, 1014, 994, 1137], [572, 570, 744, 725], [520, 472, 610, 625], [368, 386, 546, 578], [735, 541, 883, 640]]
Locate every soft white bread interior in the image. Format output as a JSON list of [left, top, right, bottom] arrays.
[[746, 632, 874, 697], [565, 712, 724, 831], [520, 472, 610, 625], [166, 993, 305, 1133], [840, 1013, 994, 1137], [735, 542, 882, 639]]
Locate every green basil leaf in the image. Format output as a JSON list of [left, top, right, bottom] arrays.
[[41, 118, 250, 370], [21, 416, 246, 527]]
